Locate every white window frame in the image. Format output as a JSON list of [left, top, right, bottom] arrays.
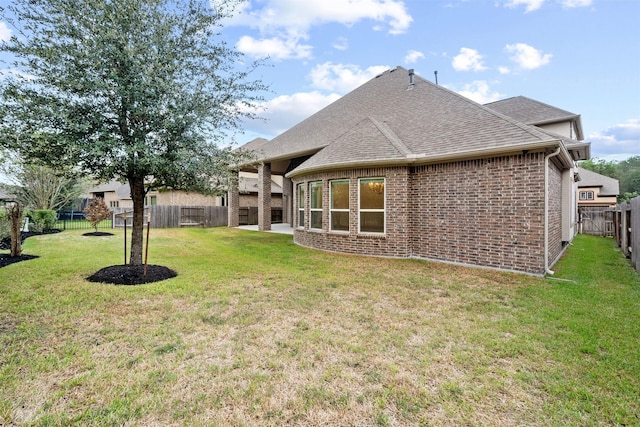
[[330, 179, 350, 232], [297, 183, 305, 229], [358, 177, 385, 234], [309, 181, 323, 230]]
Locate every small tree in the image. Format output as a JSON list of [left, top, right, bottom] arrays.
[[83, 198, 112, 233], [7, 203, 24, 257]]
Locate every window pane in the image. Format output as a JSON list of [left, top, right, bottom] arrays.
[[298, 184, 305, 205], [331, 180, 349, 209], [360, 178, 384, 209], [310, 182, 322, 209], [360, 212, 384, 233], [311, 211, 322, 229], [331, 211, 349, 231], [298, 210, 305, 227]]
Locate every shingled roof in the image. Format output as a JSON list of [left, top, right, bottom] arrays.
[[485, 96, 584, 141], [576, 167, 620, 196], [252, 67, 571, 177]]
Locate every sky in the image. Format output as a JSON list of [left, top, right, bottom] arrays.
[[0, 0, 639, 164], [213, 0, 640, 161]]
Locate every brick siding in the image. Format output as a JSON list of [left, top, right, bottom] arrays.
[[293, 152, 552, 275]]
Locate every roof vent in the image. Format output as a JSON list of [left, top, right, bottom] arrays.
[[407, 69, 415, 90]]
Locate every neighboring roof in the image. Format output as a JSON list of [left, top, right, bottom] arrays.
[[0, 189, 16, 200], [238, 137, 270, 153], [253, 67, 570, 177], [576, 167, 620, 196], [485, 96, 584, 141], [238, 177, 283, 194], [90, 180, 132, 199]]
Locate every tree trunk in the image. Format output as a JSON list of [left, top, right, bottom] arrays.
[[8, 204, 24, 257], [128, 177, 145, 265]]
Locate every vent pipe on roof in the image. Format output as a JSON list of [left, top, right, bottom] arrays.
[[434, 70, 438, 85], [407, 69, 415, 90]]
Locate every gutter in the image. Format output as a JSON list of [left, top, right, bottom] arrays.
[[544, 146, 562, 275]]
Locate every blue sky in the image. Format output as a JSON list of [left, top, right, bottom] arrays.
[[1, 0, 638, 163], [217, 0, 640, 161]]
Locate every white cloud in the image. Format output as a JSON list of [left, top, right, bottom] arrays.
[[454, 80, 504, 104], [0, 22, 12, 42], [498, 66, 511, 74], [502, 0, 545, 12], [588, 119, 640, 158], [332, 37, 349, 51], [309, 62, 389, 93], [236, 35, 312, 60], [505, 43, 552, 69], [227, 0, 412, 60], [452, 48, 487, 72], [227, 0, 412, 35], [561, 0, 592, 8], [243, 91, 342, 136], [404, 50, 425, 64]]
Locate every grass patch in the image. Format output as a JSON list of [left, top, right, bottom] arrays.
[[1, 230, 638, 425]]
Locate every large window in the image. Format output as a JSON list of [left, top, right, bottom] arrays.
[[297, 183, 305, 228], [310, 181, 323, 230], [359, 178, 385, 233], [330, 179, 349, 231]]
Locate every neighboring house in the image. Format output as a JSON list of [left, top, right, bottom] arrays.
[[0, 189, 16, 207], [89, 181, 224, 208], [575, 167, 619, 207], [230, 67, 590, 276]]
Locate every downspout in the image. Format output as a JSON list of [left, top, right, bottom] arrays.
[[544, 146, 562, 275]]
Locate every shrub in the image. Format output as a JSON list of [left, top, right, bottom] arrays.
[[0, 209, 9, 240], [27, 209, 58, 232], [83, 198, 112, 232]]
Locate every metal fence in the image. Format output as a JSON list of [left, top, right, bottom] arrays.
[[56, 211, 112, 231]]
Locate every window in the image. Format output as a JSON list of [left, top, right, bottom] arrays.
[[150, 196, 157, 206], [579, 191, 594, 200], [297, 183, 305, 228], [110, 201, 119, 208], [330, 180, 350, 231], [359, 178, 385, 233], [310, 181, 323, 230]]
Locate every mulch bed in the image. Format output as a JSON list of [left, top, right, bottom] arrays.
[[86, 264, 178, 285], [1, 230, 176, 284], [0, 230, 61, 268], [83, 231, 114, 237]]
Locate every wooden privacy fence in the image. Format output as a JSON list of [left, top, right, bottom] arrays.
[[113, 206, 228, 229], [612, 196, 640, 275], [578, 206, 615, 237]]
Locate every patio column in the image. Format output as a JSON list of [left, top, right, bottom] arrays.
[[258, 162, 272, 231], [282, 176, 293, 226], [227, 171, 240, 228]]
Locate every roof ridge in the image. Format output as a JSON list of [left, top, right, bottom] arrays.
[[369, 117, 412, 156]]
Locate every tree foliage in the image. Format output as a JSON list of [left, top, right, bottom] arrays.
[[579, 156, 640, 203], [83, 198, 112, 232], [0, 0, 264, 265], [1, 157, 85, 210]]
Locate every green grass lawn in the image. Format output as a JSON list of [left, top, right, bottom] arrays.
[[1, 229, 638, 426]]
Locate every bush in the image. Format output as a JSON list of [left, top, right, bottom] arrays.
[[27, 209, 58, 232], [0, 209, 9, 240]]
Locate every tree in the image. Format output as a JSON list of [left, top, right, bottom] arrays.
[[580, 156, 640, 203], [0, 0, 263, 265], [1, 156, 85, 210], [83, 198, 112, 233], [7, 203, 23, 257]]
